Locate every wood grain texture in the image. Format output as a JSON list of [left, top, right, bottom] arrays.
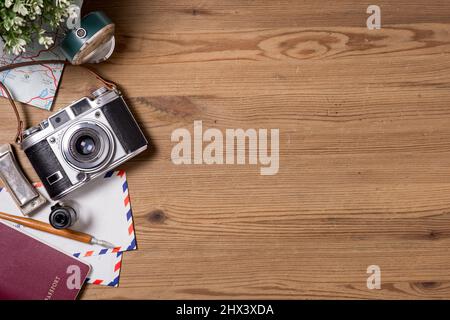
[[3, 0, 450, 299]]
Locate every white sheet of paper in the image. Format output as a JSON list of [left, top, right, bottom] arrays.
[[0, 170, 137, 258]]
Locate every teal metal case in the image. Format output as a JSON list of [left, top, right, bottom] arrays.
[[61, 11, 115, 65]]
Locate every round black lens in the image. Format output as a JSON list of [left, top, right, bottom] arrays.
[[54, 212, 68, 225], [49, 204, 78, 230], [65, 123, 110, 170], [75, 135, 96, 156]]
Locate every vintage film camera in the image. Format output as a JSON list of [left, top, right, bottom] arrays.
[[21, 86, 148, 200]]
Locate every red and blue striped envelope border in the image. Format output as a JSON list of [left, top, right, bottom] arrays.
[[71, 170, 138, 258], [86, 251, 123, 287]]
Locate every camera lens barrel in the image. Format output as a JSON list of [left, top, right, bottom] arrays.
[[69, 128, 102, 161], [62, 121, 114, 172], [49, 203, 78, 229]]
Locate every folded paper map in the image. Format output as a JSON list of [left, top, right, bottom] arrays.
[[0, 38, 65, 110]]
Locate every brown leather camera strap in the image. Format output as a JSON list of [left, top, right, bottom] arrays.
[[0, 60, 117, 144]]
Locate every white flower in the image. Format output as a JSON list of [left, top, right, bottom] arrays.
[[38, 35, 54, 49], [13, 2, 28, 16], [11, 38, 26, 55], [13, 16, 24, 27], [5, 0, 13, 8]]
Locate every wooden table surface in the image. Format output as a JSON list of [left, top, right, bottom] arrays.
[[3, 0, 450, 299]]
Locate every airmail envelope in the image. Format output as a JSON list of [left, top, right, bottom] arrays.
[[82, 252, 123, 287], [0, 170, 137, 258]]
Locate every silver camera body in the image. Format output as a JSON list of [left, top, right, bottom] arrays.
[[21, 87, 148, 200]]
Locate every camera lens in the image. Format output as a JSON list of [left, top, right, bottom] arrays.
[[68, 127, 102, 162], [75, 135, 96, 155], [49, 203, 78, 230], [54, 212, 68, 225], [63, 122, 113, 172]]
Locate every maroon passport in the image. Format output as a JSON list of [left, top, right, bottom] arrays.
[[0, 222, 90, 300]]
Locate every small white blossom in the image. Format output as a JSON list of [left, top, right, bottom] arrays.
[[38, 35, 54, 49], [13, 2, 28, 16], [11, 38, 26, 55], [13, 16, 24, 26]]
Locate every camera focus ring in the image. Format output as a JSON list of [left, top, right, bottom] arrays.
[[62, 121, 114, 172], [68, 128, 102, 162]]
